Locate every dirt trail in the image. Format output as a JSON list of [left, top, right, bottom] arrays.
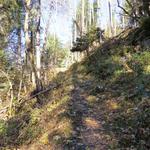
[[72, 88, 111, 150], [69, 74, 114, 150]]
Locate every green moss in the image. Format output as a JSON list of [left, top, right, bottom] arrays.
[[30, 108, 42, 125], [0, 120, 6, 136], [47, 95, 70, 113], [128, 52, 150, 74], [18, 125, 41, 144]]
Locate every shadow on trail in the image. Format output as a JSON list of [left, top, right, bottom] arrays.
[[63, 52, 150, 150], [63, 64, 89, 149], [63, 64, 113, 150]]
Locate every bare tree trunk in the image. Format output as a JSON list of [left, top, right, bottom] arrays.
[[97, 0, 101, 27], [24, 0, 31, 66], [74, 0, 77, 40], [36, 14, 41, 79], [81, 0, 85, 35], [17, 27, 21, 68], [31, 31, 42, 91], [114, 14, 117, 36], [89, 5, 92, 27], [24, 0, 42, 91], [108, 0, 113, 37], [91, 2, 95, 25], [24, 0, 32, 83], [17, 79, 22, 101]]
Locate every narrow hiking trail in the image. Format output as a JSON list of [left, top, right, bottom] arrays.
[[70, 86, 114, 150], [67, 67, 116, 150]]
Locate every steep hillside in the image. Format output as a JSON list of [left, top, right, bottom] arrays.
[[0, 27, 150, 150]]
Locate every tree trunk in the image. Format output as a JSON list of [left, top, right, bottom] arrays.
[[24, 0, 42, 92], [89, 5, 92, 27], [108, 0, 113, 37], [36, 0, 41, 79], [81, 0, 85, 35], [91, 2, 95, 25], [17, 27, 21, 68]]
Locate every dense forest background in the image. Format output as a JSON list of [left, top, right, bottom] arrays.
[[0, 0, 150, 149]]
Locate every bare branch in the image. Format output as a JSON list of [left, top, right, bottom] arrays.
[[117, 0, 139, 23]]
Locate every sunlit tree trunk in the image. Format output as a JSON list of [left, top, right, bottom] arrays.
[[91, 2, 95, 25], [36, 0, 41, 79], [113, 14, 117, 35], [97, 0, 101, 27], [24, 1, 36, 86], [122, 15, 125, 29], [81, 0, 85, 35], [24, 0, 31, 70], [24, 0, 42, 91], [74, 1, 77, 40], [89, 5, 92, 27], [108, 0, 113, 37]]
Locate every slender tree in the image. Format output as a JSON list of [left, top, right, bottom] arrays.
[[108, 0, 113, 37], [24, 0, 42, 91], [36, 0, 41, 79]]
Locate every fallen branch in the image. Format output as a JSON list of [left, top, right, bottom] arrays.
[[17, 83, 60, 108]]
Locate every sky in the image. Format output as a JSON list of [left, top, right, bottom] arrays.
[[41, 0, 123, 45]]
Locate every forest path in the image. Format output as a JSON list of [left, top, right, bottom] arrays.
[[67, 66, 116, 150]]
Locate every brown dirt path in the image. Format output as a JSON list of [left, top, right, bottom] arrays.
[[67, 71, 116, 150]]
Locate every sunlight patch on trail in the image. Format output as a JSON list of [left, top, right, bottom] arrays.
[[84, 117, 101, 129], [106, 100, 120, 110]]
